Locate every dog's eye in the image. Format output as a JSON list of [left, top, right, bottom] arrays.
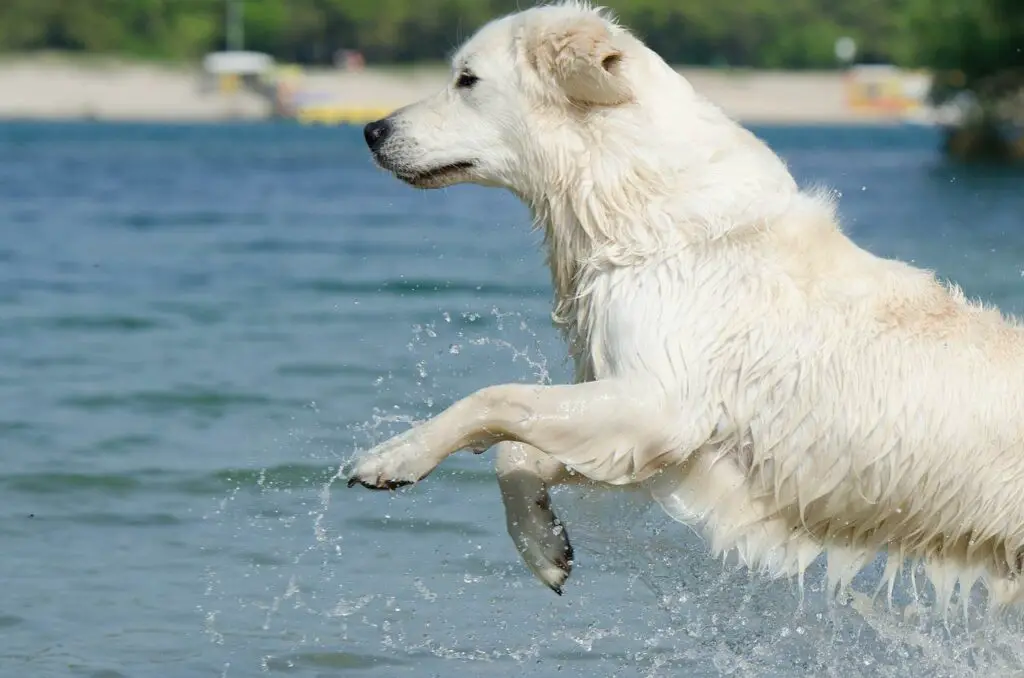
[[455, 71, 480, 89]]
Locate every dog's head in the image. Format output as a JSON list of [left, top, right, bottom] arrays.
[[364, 2, 798, 240], [363, 3, 688, 194]]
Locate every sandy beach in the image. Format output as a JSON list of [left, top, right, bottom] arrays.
[[0, 56, 270, 121], [0, 56, 925, 124]]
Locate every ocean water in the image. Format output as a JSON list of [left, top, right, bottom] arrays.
[[2, 121, 1024, 678]]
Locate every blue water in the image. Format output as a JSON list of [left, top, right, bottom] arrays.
[[2, 121, 1024, 678]]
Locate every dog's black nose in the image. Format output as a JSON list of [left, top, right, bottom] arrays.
[[363, 119, 391, 151]]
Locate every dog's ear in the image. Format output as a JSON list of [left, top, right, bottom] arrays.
[[532, 14, 632, 106]]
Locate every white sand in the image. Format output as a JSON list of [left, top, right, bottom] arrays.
[[0, 57, 269, 121], [0, 57, 907, 124]]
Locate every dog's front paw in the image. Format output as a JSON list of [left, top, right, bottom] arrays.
[[346, 429, 440, 491], [507, 492, 575, 595]]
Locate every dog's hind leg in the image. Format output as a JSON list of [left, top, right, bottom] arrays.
[[496, 441, 586, 594]]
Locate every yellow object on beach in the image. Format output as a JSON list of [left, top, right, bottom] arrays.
[[219, 73, 241, 94], [295, 105, 394, 126]]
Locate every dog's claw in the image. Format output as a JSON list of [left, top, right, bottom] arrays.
[[532, 537, 573, 594], [346, 475, 414, 491]]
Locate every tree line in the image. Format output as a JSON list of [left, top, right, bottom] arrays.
[[0, 0, 1013, 73], [1, 0, 1021, 105]]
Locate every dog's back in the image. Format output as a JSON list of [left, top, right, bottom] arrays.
[[632, 195, 1024, 607]]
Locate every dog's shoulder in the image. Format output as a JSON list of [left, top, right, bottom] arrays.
[[758, 191, 1021, 349]]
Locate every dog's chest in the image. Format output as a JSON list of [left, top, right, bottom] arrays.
[[568, 261, 722, 382]]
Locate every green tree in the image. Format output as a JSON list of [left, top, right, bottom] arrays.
[[900, 0, 1024, 160], [0, 0, 915, 68]]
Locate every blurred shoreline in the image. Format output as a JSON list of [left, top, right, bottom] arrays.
[[0, 55, 928, 125]]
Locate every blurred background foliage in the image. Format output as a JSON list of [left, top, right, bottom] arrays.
[[0, 0, 1017, 77], [1, 0, 1021, 153]]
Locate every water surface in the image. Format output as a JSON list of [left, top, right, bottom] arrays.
[[2, 122, 1024, 677]]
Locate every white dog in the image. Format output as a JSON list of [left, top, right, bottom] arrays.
[[349, 1, 1024, 608]]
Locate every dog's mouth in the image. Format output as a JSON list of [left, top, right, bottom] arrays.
[[393, 161, 476, 188]]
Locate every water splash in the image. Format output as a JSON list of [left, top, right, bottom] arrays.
[[555, 484, 1024, 677], [201, 308, 1024, 677]]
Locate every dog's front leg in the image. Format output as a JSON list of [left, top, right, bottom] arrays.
[[347, 379, 707, 489], [496, 442, 587, 595]]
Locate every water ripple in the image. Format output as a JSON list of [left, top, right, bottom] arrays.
[[295, 277, 549, 298], [41, 314, 163, 332], [345, 516, 490, 537], [262, 651, 407, 672], [60, 388, 293, 417]]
